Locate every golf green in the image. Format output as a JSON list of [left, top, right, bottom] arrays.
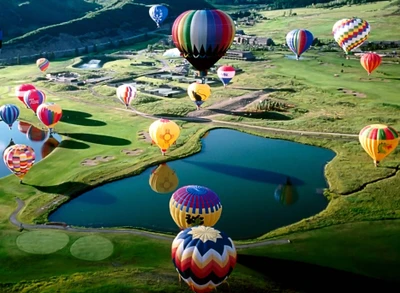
[[16, 231, 69, 254], [70, 235, 114, 261]]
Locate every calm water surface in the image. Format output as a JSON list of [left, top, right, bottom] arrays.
[[50, 129, 335, 239]]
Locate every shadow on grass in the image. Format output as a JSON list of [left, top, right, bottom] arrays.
[[208, 109, 292, 120], [60, 109, 107, 127], [184, 161, 304, 185], [230, 86, 296, 93], [154, 114, 212, 123], [59, 133, 131, 146], [58, 140, 90, 149], [237, 254, 398, 292], [29, 181, 91, 195]]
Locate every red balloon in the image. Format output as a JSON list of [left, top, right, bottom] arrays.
[[360, 53, 382, 75], [15, 84, 36, 107]]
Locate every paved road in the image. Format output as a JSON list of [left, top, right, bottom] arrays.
[[10, 198, 290, 249]]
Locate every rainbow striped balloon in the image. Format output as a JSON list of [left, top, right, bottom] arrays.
[[116, 84, 137, 108], [286, 29, 314, 60], [3, 144, 35, 181], [36, 102, 62, 130], [359, 124, 399, 167], [332, 18, 370, 54], [169, 185, 222, 229], [36, 58, 50, 72], [0, 104, 20, 129], [171, 226, 237, 293], [172, 9, 236, 77]]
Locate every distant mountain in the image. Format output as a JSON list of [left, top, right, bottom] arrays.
[[1, 0, 213, 58]]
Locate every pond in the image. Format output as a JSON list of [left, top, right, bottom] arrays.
[[0, 120, 62, 178], [49, 129, 335, 240]]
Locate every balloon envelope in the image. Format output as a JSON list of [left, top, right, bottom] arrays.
[[149, 119, 180, 154], [116, 84, 137, 107], [41, 136, 60, 159], [360, 53, 382, 75], [3, 144, 35, 180], [217, 65, 236, 87], [24, 89, 46, 113], [149, 5, 168, 28], [332, 18, 370, 54], [187, 82, 211, 107], [286, 29, 314, 59], [27, 125, 48, 142], [36, 102, 62, 130], [169, 185, 222, 229], [18, 121, 31, 134], [15, 84, 36, 106], [172, 226, 237, 293], [36, 58, 50, 72], [172, 9, 236, 77], [0, 104, 20, 128], [149, 163, 179, 194], [359, 124, 399, 166], [274, 179, 299, 206]]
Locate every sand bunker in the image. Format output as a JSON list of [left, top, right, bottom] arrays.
[[81, 156, 115, 166], [337, 88, 366, 98], [137, 130, 152, 143], [121, 148, 143, 156]]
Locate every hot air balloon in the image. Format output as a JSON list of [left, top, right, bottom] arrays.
[[149, 5, 168, 28], [286, 29, 314, 60], [27, 125, 48, 142], [172, 226, 237, 293], [36, 58, 50, 72], [187, 82, 211, 110], [0, 104, 20, 129], [169, 185, 222, 229], [217, 65, 236, 88], [359, 124, 399, 167], [149, 119, 180, 156], [15, 84, 36, 108], [332, 18, 370, 55], [36, 102, 62, 132], [274, 177, 299, 206], [41, 136, 60, 159], [3, 144, 35, 183], [18, 121, 31, 134], [2, 138, 16, 157], [149, 163, 179, 194], [360, 52, 382, 76], [172, 9, 236, 81], [24, 89, 46, 114], [116, 84, 137, 108]]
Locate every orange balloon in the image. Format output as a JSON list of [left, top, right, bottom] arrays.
[[360, 53, 382, 75]]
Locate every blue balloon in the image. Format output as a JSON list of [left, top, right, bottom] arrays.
[[0, 104, 20, 129], [286, 29, 314, 60], [149, 5, 168, 28]]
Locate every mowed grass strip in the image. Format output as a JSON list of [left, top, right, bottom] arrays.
[[16, 230, 69, 255], [70, 235, 114, 261]]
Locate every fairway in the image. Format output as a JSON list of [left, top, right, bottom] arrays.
[[16, 231, 69, 255], [70, 235, 114, 261]]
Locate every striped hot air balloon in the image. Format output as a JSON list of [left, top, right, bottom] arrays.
[[149, 163, 179, 194], [359, 124, 399, 167], [286, 29, 314, 60], [171, 226, 237, 293], [24, 89, 46, 114], [26, 125, 48, 142], [0, 104, 20, 129], [217, 65, 236, 88], [274, 178, 299, 206], [116, 84, 137, 108], [332, 18, 370, 54], [169, 185, 222, 229], [36, 102, 62, 132], [15, 84, 36, 107], [172, 10, 236, 79], [149, 119, 180, 155], [36, 58, 50, 72], [360, 52, 382, 75], [3, 144, 36, 183]]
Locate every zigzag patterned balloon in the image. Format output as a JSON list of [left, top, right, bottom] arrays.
[[171, 226, 237, 293], [332, 18, 370, 54]]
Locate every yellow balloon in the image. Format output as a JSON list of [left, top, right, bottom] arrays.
[[359, 124, 399, 167], [187, 82, 211, 109], [149, 163, 179, 194], [149, 119, 180, 155]]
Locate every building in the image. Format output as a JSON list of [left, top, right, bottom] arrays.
[[223, 50, 255, 61], [234, 35, 274, 46]]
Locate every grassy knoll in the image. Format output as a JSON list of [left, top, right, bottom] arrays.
[[242, 1, 400, 42]]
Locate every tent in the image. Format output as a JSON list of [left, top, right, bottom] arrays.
[[163, 48, 182, 58]]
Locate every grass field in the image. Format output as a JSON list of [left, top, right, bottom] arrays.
[[241, 1, 400, 42], [1, 3, 400, 291]]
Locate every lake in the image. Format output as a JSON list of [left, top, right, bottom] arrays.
[[0, 120, 62, 178], [49, 129, 335, 240]]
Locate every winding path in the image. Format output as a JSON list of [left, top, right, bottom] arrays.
[[9, 198, 290, 249]]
